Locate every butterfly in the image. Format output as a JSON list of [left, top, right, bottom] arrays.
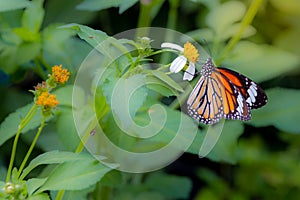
[[187, 58, 268, 124]]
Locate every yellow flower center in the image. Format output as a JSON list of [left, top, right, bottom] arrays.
[[36, 92, 59, 108], [52, 65, 70, 84], [183, 42, 199, 63]]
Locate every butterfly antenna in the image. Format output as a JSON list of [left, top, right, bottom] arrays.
[[183, 67, 200, 77]]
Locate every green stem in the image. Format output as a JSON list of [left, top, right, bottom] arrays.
[[132, 173, 143, 185], [6, 104, 38, 182], [160, 0, 179, 64], [75, 119, 97, 153], [166, 0, 179, 30], [34, 56, 50, 80], [56, 119, 98, 200], [135, 1, 153, 39], [217, 0, 263, 64], [18, 116, 46, 180], [56, 191, 65, 200], [97, 185, 111, 200]]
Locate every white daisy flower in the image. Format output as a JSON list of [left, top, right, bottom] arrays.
[[161, 42, 199, 81]]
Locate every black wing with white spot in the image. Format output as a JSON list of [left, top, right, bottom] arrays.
[[217, 67, 268, 109]]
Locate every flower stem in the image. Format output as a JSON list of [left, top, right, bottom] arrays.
[[6, 104, 38, 182], [18, 116, 46, 180], [217, 0, 263, 64]]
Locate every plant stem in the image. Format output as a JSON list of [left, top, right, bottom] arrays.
[[75, 118, 97, 153], [135, 0, 153, 39], [166, 0, 179, 30], [217, 0, 263, 64], [56, 119, 98, 200], [18, 116, 46, 180], [132, 173, 143, 185], [6, 104, 38, 182], [97, 185, 111, 200], [56, 190, 65, 200], [160, 0, 179, 64]]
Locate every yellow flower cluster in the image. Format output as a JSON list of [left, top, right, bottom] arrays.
[[183, 42, 199, 64], [52, 65, 70, 84], [33, 65, 69, 115], [36, 92, 59, 108]]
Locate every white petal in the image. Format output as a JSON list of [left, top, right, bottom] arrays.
[[170, 56, 187, 73], [161, 42, 184, 52], [183, 63, 195, 81]]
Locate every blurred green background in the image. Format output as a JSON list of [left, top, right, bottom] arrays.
[[1, 0, 300, 199]]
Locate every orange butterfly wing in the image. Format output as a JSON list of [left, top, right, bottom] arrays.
[[217, 67, 268, 109], [187, 58, 267, 124]]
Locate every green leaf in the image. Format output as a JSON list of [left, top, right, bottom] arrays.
[[42, 23, 78, 66], [7, 29, 41, 67], [187, 25, 255, 43], [220, 23, 256, 41], [119, 0, 139, 14], [146, 75, 178, 97], [51, 187, 95, 200], [37, 159, 112, 192], [151, 70, 184, 93], [30, 123, 64, 151], [196, 168, 229, 198], [274, 27, 300, 56], [20, 151, 92, 180], [0, 47, 18, 74], [187, 121, 244, 164], [61, 23, 128, 62], [0, 103, 42, 146], [206, 1, 246, 36], [0, 31, 21, 74], [22, 0, 44, 33], [15, 41, 41, 63], [0, 9, 23, 28], [56, 108, 81, 151], [53, 85, 73, 107], [61, 24, 132, 67], [76, 0, 122, 11], [223, 41, 300, 82], [99, 170, 122, 187], [207, 121, 244, 163], [95, 87, 110, 120], [0, 0, 30, 12], [186, 28, 215, 42], [43, 0, 98, 25], [145, 172, 192, 199], [27, 193, 50, 200], [0, 165, 7, 181], [249, 88, 300, 134], [13, 27, 40, 42], [0, 181, 5, 189], [27, 178, 47, 195], [61, 23, 109, 48], [103, 102, 198, 154], [111, 74, 148, 129]]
